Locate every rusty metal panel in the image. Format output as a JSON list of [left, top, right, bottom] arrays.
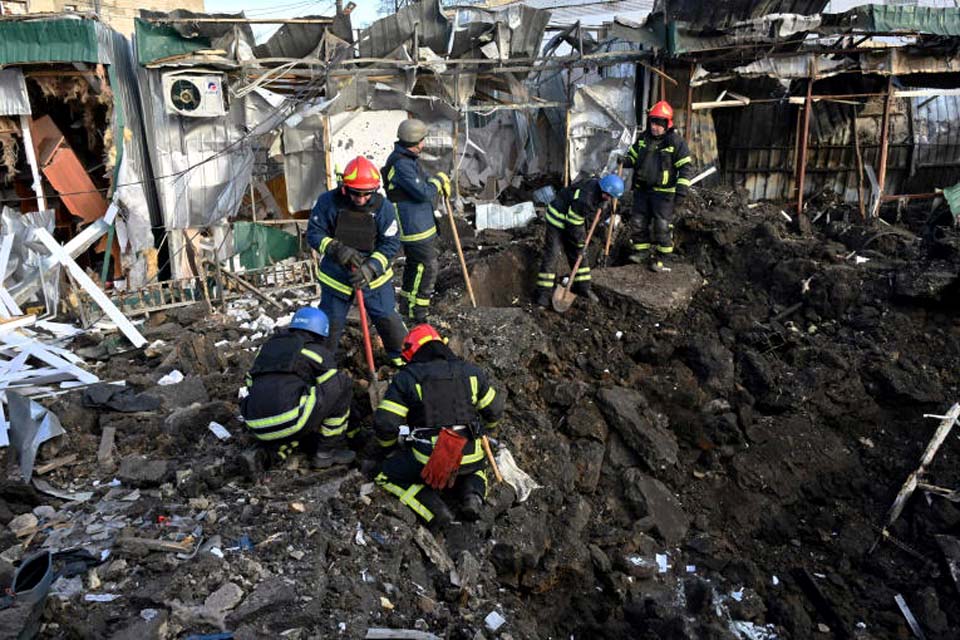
[[29, 115, 108, 224]]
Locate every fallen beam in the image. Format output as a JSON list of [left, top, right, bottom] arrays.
[[872, 403, 960, 551], [217, 266, 284, 311], [30, 227, 147, 348]]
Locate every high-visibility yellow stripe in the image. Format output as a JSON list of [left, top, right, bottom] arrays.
[[371, 252, 389, 270], [316, 369, 337, 385], [662, 170, 669, 185], [415, 383, 422, 399], [675, 156, 691, 167], [375, 473, 435, 521], [247, 388, 317, 441], [378, 437, 398, 447], [300, 349, 324, 365], [477, 387, 496, 410], [462, 439, 484, 464], [676, 178, 692, 186], [369, 268, 394, 290], [316, 268, 353, 296], [653, 186, 676, 193], [400, 226, 437, 243], [633, 242, 652, 250], [657, 245, 674, 254], [470, 376, 478, 405], [546, 205, 565, 229], [319, 237, 334, 253], [378, 399, 409, 417], [413, 447, 431, 464]]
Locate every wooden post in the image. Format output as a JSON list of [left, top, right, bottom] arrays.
[[876, 76, 895, 203], [851, 104, 866, 220], [684, 63, 694, 145], [322, 114, 335, 190], [796, 74, 814, 220], [563, 108, 571, 186], [249, 183, 257, 222]]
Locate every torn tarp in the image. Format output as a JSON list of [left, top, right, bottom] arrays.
[[475, 201, 536, 231], [6, 390, 66, 482], [569, 78, 636, 180]]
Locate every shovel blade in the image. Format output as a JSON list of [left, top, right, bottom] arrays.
[[551, 287, 576, 313], [368, 379, 388, 409]]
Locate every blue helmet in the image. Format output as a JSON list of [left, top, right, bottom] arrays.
[[600, 174, 625, 199], [290, 307, 330, 337]]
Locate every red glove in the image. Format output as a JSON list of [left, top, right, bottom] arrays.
[[420, 428, 467, 489]]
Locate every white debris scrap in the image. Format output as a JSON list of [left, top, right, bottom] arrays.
[[208, 422, 232, 440], [484, 610, 506, 631], [158, 370, 184, 386]]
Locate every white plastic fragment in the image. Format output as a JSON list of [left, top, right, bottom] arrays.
[[84, 593, 121, 602], [779, 210, 792, 222], [140, 609, 159, 622], [615, 331, 623, 340], [208, 422, 232, 441], [731, 588, 744, 602], [686, 565, 696, 573], [355, 522, 367, 546], [854, 256, 870, 264], [158, 370, 184, 386], [656, 553, 669, 573], [484, 611, 506, 632], [771, 575, 780, 586]]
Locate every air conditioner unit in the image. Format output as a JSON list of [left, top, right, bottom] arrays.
[[162, 72, 226, 118]]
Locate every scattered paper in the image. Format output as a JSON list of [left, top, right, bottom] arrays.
[[484, 611, 506, 631], [656, 553, 669, 574], [158, 370, 184, 386], [208, 422, 232, 440], [84, 593, 122, 602]]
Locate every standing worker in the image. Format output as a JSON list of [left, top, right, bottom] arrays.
[[382, 119, 451, 323], [373, 324, 505, 526], [240, 307, 355, 468], [620, 101, 694, 272], [535, 174, 625, 307], [306, 155, 407, 366]]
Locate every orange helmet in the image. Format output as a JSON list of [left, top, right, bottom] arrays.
[[341, 156, 381, 192], [401, 324, 442, 362], [649, 101, 674, 129]]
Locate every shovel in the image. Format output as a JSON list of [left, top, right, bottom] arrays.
[[355, 286, 388, 408], [552, 206, 604, 313]]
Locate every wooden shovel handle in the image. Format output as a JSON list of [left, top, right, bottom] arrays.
[[482, 436, 503, 483], [563, 206, 604, 296], [444, 196, 477, 308]]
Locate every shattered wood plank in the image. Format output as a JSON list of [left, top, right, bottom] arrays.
[[217, 266, 284, 311], [11, 207, 116, 305], [0, 235, 23, 318], [412, 525, 455, 576], [365, 630, 443, 640], [98, 426, 116, 472], [877, 403, 960, 540], [118, 536, 195, 554], [0, 332, 98, 385], [30, 227, 147, 348], [35, 453, 78, 475]]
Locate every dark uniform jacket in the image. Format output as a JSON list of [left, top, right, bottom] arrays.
[[623, 128, 694, 197], [373, 342, 505, 467], [241, 329, 342, 442], [382, 143, 440, 244], [545, 177, 606, 243], [306, 189, 400, 298]]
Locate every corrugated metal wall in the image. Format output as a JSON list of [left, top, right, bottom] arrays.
[[716, 92, 958, 202]]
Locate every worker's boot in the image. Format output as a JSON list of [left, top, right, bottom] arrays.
[[534, 287, 553, 308], [571, 282, 599, 303], [430, 500, 456, 529], [311, 447, 356, 469], [460, 493, 484, 522]]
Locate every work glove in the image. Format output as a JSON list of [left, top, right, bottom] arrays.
[[420, 428, 467, 489], [429, 172, 452, 198], [349, 261, 378, 288], [328, 240, 364, 269]]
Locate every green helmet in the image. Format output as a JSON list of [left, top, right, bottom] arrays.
[[398, 119, 428, 145]]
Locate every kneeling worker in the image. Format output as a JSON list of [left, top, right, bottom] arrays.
[[241, 307, 355, 468], [374, 324, 505, 525]]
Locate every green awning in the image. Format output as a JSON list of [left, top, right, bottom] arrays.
[[944, 182, 960, 222], [135, 18, 212, 66], [835, 4, 960, 37], [0, 18, 99, 65], [233, 222, 301, 270]]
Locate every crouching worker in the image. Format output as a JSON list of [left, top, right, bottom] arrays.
[[240, 307, 356, 469], [374, 324, 505, 526]]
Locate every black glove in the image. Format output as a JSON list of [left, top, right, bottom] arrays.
[[349, 261, 378, 288], [328, 240, 363, 269]]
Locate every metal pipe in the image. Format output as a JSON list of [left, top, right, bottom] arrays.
[[796, 74, 814, 217], [876, 76, 895, 205]]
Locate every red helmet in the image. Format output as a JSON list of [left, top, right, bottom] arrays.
[[342, 156, 381, 192], [401, 324, 442, 362], [648, 101, 674, 128]]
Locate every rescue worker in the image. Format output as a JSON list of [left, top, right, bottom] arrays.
[[307, 155, 407, 366], [240, 306, 355, 468], [619, 100, 694, 272], [373, 324, 505, 526], [535, 174, 625, 307], [382, 119, 451, 323]]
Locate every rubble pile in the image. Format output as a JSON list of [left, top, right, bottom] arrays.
[[1, 189, 959, 639]]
